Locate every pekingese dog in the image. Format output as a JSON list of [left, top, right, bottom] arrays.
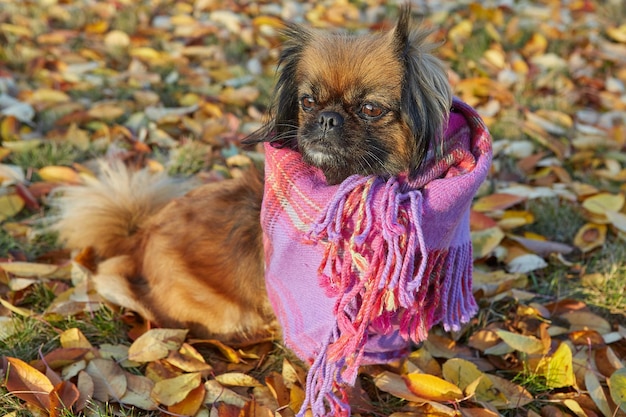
[[52, 7, 451, 343]]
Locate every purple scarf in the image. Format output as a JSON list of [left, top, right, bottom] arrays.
[[261, 99, 492, 416]]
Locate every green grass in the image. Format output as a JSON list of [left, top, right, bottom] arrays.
[[7, 142, 85, 170], [582, 239, 626, 316]]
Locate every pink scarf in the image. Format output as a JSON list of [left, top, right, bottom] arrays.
[[261, 99, 492, 416]]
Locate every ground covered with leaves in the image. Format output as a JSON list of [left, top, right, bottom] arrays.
[[1, 0, 626, 416]]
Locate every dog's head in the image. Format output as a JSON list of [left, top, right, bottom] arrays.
[[248, 7, 452, 185]]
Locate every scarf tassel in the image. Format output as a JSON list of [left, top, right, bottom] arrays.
[[299, 174, 476, 416]]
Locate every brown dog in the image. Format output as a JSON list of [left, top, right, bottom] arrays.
[[52, 7, 451, 343]]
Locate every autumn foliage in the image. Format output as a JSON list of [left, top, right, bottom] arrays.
[[1, 0, 626, 416]]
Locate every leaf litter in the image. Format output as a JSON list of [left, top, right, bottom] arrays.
[[1, 0, 626, 416]]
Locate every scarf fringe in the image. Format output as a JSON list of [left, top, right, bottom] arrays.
[[298, 174, 476, 417]]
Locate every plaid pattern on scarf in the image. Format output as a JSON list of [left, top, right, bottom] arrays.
[[261, 98, 492, 416]]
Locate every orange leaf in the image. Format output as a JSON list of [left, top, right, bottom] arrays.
[[168, 383, 206, 416], [4, 357, 54, 411], [473, 193, 527, 212], [49, 380, 80, 416], [38, 166, 81, 184], [403, 373, 464, 402]]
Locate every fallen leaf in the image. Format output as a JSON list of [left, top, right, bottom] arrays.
[[4, 357, 54, 411], [471, 226, 505, 259], [152, 372, 202, 406], [374, 371, 429, 402], [403, 373, 464, 402], [120, 373, 158, 410], [585, 370, 613, 417], [215, 372, 263, 388], [0, 193, 25, 221], [85, 358, 127, 402], [168, 382, 206, 415], [204, 380, 249, 408], [494, 329, 545, 354], [60, 328, 93, 349], [473, 193, 527, 212], [609, 368, 626, 413], [537, 342, 576, 388], [128, 328, 188, 362], [38, 166, 81, 184]]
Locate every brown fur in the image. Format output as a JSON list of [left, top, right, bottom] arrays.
[[52, 162, 275, 342], [52, 8, 451, 343]]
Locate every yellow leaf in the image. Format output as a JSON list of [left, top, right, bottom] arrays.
[[609, 368, 626, 413], [606, 210, 626, 234], [563, 399, 588, 417], [448, 20, 473, 45], [607, 24, 626, 43], [168, 383, 205, 415], [0, 297, 34, 317], [442, 358, 502, 403], [495, 329, 545, 354], [573, 223, 607, 253], [215, 372, 263, 388], [29, 88, 70, 105], [403, 373, 464, 402], [128, 328, 188, 362], [473, 193, 527, 212], [471, 226, 505, 259], [87, 102, 126, 121], [582, 193, 625, 216], [0, 193, 25, 222], [536, 343, 576, 388], [0, 261, 61, 278], [151, 372, 201, 406], [38, 166, 81, 184], [522, 33, 548, 57], [374, 371, 429, 402], [60, 328, 93, 349], [192, 339, 241, 363]]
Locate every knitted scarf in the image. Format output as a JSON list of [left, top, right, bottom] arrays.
[[261, 99, 492, 416]]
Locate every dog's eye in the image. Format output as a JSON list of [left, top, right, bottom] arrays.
[[360, 103, 385, 119], [301, 96, 316, 111]]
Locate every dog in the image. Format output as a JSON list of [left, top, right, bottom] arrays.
[[51, 6, 452, 343]]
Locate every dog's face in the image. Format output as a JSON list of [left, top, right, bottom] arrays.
[[250, 8, 452, 185]]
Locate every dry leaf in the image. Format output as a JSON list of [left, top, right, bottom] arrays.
[[85, 358, 127, 402], [128, 328, 188, 362], [4, 357, 54, 411], [585, 370, 613, 417], [403, 373, 464, 402], [215, 372, 263, 388], [120, 373, 158, 410], [152, 372, 202, 406]]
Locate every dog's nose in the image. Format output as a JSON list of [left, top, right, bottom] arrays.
[[318, 111, 344, 132]]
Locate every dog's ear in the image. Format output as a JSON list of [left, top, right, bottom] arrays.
[[391, 6, 452, 176], [243, 24, 311, 148]]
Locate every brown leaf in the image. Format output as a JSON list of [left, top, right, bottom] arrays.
[[168, 381, 206, 415], [49, 380, 80, 416], [152, 372, 202, 406], [4, 357, 54, 411], [85, 358, 127, 402], [128, 328, 188, 362]]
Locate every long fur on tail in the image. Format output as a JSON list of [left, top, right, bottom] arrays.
[[50, 161, 191, 259]]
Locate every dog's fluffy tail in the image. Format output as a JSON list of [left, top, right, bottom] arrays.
[[50, 161, 190, 259]]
